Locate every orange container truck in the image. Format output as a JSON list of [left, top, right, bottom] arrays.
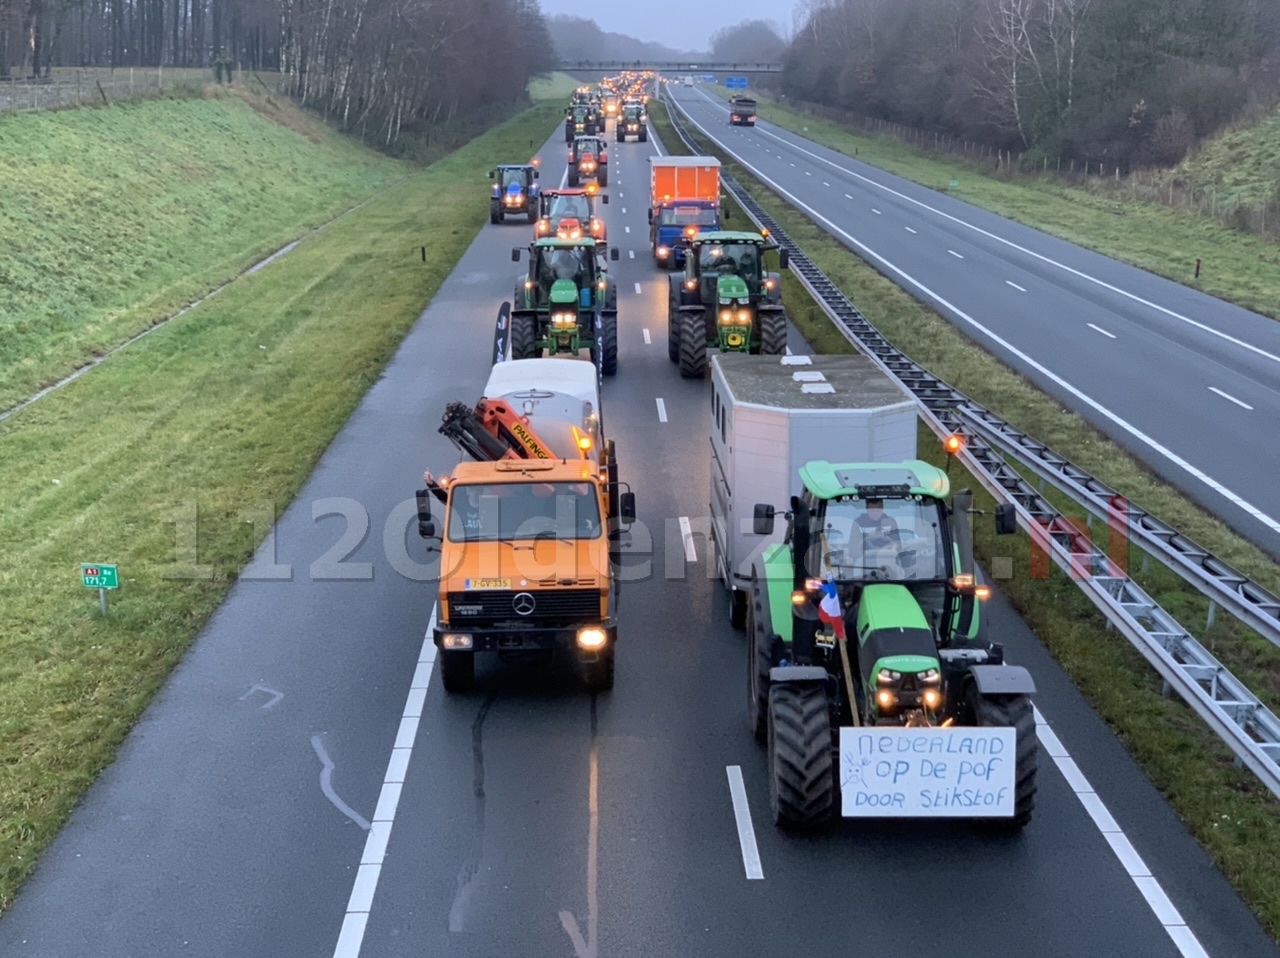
[[648, 156, 726, 269]]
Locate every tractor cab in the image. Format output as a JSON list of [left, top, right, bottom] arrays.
[[617, 101, 648, 142], [537, 188, 608, 242], [684, 231, 785, 302], [511, 238, 621, 371], [488, 163, 540, 224]]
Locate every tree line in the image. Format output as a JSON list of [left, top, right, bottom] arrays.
[[1, 0, 553, 146]]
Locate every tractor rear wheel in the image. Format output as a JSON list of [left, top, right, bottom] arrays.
[[568, 167, 579, 187], [582, 647, 615, 692], [730, 589, 747, 630], [971, 689, 1037, 829], [490, 205, 500, 225], [600, 312, 618, 376], [748, 578, 772, 741], [760, 311, 788, 355], [599, 168, 608, 187], [511, 313, 538, 360], [640, 130, 648, 142], [440, 650, 475, 692], [527, 208, 537, 224], [678, 311, 707, 378], [767, 682, 835, 828]]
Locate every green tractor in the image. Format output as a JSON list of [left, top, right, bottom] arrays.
[[747, 459, 1037, 830], [617, 101, 648, 142], [668, 230, 791, 377], [565, 104, 597, 142], [511, 238, 621, 375]]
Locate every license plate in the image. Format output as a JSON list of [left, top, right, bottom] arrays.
[[465, 578, 510, 589]]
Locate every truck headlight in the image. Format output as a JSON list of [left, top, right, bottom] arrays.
[[657, 246, 669, 257], [577, 627, 608, 650], [442, 633, 473, 649]]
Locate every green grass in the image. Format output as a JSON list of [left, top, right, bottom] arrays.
[[1179, 107, 1280, 207], [529, 72, 583, 102], [697, 84, 1280, 319], [652, 99, 1280, 940], [0, 84, 404, 413], [0, 99, 567, 914]]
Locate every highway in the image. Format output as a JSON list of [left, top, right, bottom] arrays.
[[666, 83, 1280, 562], [0, 113, 1276, 958]]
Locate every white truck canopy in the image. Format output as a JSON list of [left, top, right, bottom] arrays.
[[484, 359, 603, 460]]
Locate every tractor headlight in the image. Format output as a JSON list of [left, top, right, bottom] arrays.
[[922, 688, 942, 710], [719, 309, 733, 324], [918, 668, 941, 683], [552, 312, 576, 325], [877, 668, 902, 684], [877, 689, 896, 709], [737, 309, 751, 322]]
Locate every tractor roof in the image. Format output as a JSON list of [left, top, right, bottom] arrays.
[[496, 163, 535, 170], [543, 187, 590, 196], [532, 237, 604, 248], [798, 460, 950, 501], [691, 230, 771, 245]]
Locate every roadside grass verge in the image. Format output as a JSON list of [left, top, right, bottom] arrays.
[[696, 84, 1280, 319], [0, 84, 405, 413], [652, 99, 1280, 940], [0, 100, 565, 913], [529, 72, 583, 101]]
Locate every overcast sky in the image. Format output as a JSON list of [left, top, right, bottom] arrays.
[[538, 0, 799, 51]]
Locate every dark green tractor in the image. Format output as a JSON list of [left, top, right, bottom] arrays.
[[617, 102, 648, 142], [668, 230, 790, 377], [747, 459, 1037, 830], [565, 104, 594, 142], [511, 238, 621, 375]]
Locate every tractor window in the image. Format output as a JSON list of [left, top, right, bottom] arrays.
[[446, 482, 602, 541], [816, 497, 945, 582], [660, 206, 718, 226], [700, 242, 760, 277], [550, 195, 590, 221], [540, 247, 591, 287], [501, 169, 525, 189]]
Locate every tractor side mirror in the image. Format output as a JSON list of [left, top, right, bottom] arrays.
[[534, 170, 540, 179], [601, 194, 609, 204], [415, 490, 437, 539], [610, 247, 619, 260], [779, 248, 789, 270], [723, 206, 732, 220], [995, 502, 1018, 535], [620, 492, 636, 524], [647, 209, 654, 223], [512, 248, 521, 262], [753, 503, 776, 536], [488, 170, 495, 179]]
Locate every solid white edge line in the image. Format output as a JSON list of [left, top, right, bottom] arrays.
[[655, 397, 667, 422], [947, 250, 964, 259], [1006, 280, 1027, 292], [331, 605, 438, 958], [1208, 386, 1253, 410], [678, 515, 696, 561], [634, 282, 642, 295], [643, 328, 652, 344], [739, 112, 1280, 367], [725, 766, 765, 880], [1088, 322, 1117, 339], [667, 99, 1280, 536]]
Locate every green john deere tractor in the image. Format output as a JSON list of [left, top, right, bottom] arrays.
[[747, 459, 1037, 830], [565, 104, 595, 142], [617, 101, 648, 142], [668, 230, 790, 377], [511, 238, 621, 375]]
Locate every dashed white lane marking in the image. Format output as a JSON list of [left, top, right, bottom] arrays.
[[678, 516, 697, 561], [790, 162, 796, 167], [872, 209, 882, 215], [948, 250, 964, 259], [667, 96, 1280, 537], [1209, 386, 1253, 410], [1033, 706, 1210, 958], [634, 282, 642, 295], [804, 171, 811, 176], [822, 181, 830, 187], [844, 193, 853, 199], [1006, 280, 1027, 292], [726, 767, 764, 880], [625, 226, 631, 233], [629, 250, 635, 259], [331, 607, 437, 957], [655, 398, 667, 422], [621, 208, 626, 214], [1088, 323, 1117, 339], [905, 227, 917, 234], [643, 328, 651, 344]]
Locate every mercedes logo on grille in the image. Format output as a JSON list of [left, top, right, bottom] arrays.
[[512, 592, 536, 615]]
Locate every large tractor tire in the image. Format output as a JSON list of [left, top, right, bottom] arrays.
[[600, 312, 618, 376], [747, 578, 772, 741], [599, 167, 608, 187], [760, 310, 788, 355], [678, 311, 707, 378], [582, 647, 615, 692], [666, 278, 683, 363], [498, 209, 506, 223], [490, 204, 500, 225], [527, 207, 537, 224], [440, 650, 475, 692], [640, 129, 648, 142], [568, 165, 580, 187], [730, 588, 747, 630], [511, 313, 538, 360], [767, 682, 835, 828], [971, 689, 1037, 829]]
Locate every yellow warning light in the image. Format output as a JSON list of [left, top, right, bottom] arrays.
[[944, 433, 965, 455]]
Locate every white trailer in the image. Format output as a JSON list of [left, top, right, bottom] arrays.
[[709, 353, 917, 627]]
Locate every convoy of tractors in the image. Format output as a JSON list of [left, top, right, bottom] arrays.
[[414, 71, 1040, 833]]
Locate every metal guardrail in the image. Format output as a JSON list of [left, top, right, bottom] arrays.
[[660, 89, 1280, 800]]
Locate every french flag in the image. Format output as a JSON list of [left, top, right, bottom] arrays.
[[817, 578, 846, 640]]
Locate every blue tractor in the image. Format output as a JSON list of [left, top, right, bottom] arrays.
[[489, 164, 540, 225]]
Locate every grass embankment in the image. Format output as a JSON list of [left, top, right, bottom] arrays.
[[0, 85, 404, 412], [529, 72, 584, 102], [652, 99, 1280, 940], [0, 99, 567, 913], [1179, 108, 1280, 208], [698, 84, 1280, 319]]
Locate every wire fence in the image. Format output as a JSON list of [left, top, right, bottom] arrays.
[[0, 67, 283, 114], [783, 97, 1280, 243]]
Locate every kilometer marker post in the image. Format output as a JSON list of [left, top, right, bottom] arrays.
[[81, 562, 120, 614]]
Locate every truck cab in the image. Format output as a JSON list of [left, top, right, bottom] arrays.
[[650, 202, 723, 269]]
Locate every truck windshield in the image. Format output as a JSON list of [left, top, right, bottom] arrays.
[[660, 206, 718, 226], [447, 482, 602, 541], [815, 496, 946, 582]]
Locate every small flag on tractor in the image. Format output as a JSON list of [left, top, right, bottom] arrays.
[[817, 577, 846, 639]]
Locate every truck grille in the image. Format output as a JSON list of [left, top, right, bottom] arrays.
[[447, 589, 600, 623]]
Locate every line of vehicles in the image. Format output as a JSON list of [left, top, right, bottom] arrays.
[[415, 73, 1040, 831]]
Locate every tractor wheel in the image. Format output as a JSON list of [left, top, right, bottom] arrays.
[[971, 689, 1037, 829], [582, 646, 615, 692], [600, 311, 618, 376], [511, 313, 538, 360], [767, 682, 835, 828], [527, 208, 537, 224], [760, 311, 788, 355], [678, 311, 707, 378], [568, 167, 579, 187], [667, 310, 679, 363], [599, 168, 608, 187], [498, 209, 506, 223], [747, 578, 772, 741], [730, 589, 747, 630], [440, 650, 475, 692], [490, 205, 500, 225], [640, 130, 648, 142]]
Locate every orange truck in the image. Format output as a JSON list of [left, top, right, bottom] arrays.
[[648, 156, 727, 268]]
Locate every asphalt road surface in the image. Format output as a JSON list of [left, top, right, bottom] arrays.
[[0, 113, 1276, 958], [666, 83, 1280, 562]]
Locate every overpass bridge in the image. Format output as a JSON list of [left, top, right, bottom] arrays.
[[555, 60, 782, 74]]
